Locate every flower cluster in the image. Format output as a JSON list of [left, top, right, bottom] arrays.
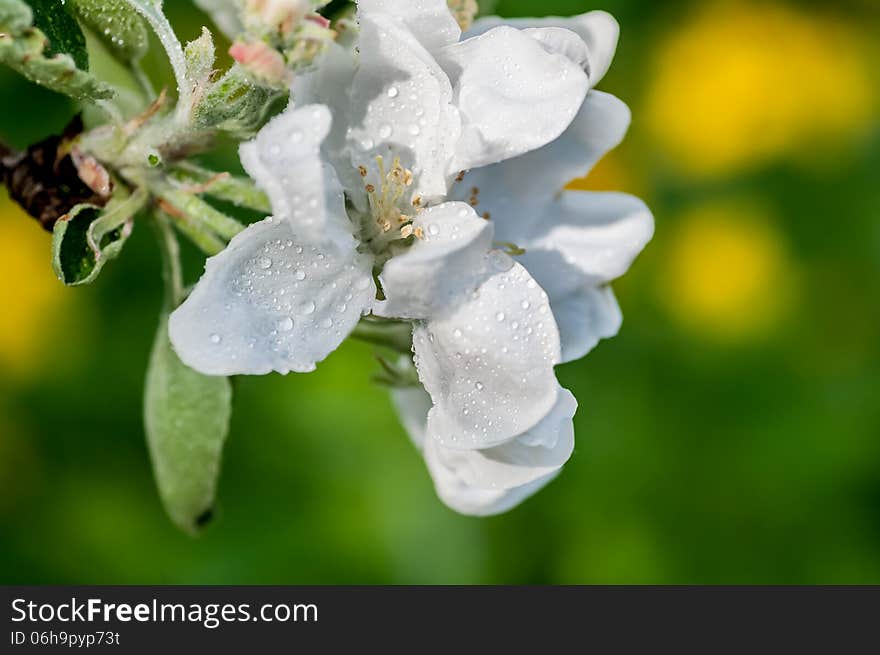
[[171, 0, 653, 515]]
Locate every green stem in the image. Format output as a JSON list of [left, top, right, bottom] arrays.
[[130, 62, 156, 101], [351, 319, 414, 355], [170, 162, 271, 214], [158, 205, 226, 257], [153, 212, 185, 308], [157, 186, 246, 241]]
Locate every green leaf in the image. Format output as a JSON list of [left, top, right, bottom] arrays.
[[51, 188, 145, 285], [144, 316, 232, 535], [182, 26, 215, 115], [24, 0, 89, 69], [0, 0, 114, 102], [193, 63, 286, 138], [68, 0, 149, 62]]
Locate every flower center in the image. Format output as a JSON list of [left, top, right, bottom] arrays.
[[355, 155, 425, 254]]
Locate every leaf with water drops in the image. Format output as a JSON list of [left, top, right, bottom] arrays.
[[0, 0, 113, 102], [23, 0, 88, 69], [145, 315, 232, 535], [68, 0, 149, 63]]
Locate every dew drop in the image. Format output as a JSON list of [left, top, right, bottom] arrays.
[[277, 316, 294, 332], [386, 86, 399, 98], [294, 269, 307, 281], [210, 333, 222, 344], [427, 223, 440, 236], [379, 124, 393, 139], [299, 301, 317, 315], [257, 256, 272, 270], [495, 312, 506, 322]]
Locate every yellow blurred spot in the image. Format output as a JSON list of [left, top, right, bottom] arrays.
[[660, 201, 796, 341], [0, 193, 71, 378], [566, 151, 641, 195], [645, 2, 877, 177]]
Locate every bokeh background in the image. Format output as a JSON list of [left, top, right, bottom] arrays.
[[1, 0, 879, 583]]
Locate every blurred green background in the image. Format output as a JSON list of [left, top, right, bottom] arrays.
[[1, 0, 879, 583]]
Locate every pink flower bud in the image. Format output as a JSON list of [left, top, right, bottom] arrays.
[[229, 40, 287, 83]]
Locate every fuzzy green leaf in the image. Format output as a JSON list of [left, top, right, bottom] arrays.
[[68, 0, 149, 62], [51, 189, 145, 285], [0, 0, 114, 102], [24, 0, 88, 69], [145, 316, 232, 535], [193, 63, 286, 138]]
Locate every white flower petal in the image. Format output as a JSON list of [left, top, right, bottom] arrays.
[[511, 250, 623, 362], [451, 91, 632, 241], [529, 191, 654, 285], [522, 27, 591, 69], [357, 0, 461, 54], [389, 382, 571, 518], [347, 14, 461, 201], [550, 285, 623, 363], [378, 202, 494, 319], [169, 217, 376, 376], [429, 386, 576, 490], [425, 437, 561, 516], [469, 10, 620, 86], [440, 26, 589, 173], [240, 104, 354, 245], [390, 385, 433, 450], [291, 44, 367, 210], [413, 254, 562, 449]]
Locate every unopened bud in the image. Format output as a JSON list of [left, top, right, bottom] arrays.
[[229, 40, 288, 83]]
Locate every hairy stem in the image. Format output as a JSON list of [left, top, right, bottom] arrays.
[[352, 319, 414, 354], [153, 211, 185, 308]]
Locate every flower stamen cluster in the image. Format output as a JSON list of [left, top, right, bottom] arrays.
[[359, 155, 423, 249]]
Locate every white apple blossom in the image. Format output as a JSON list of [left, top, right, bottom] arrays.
[[170, 0, 653, 516]]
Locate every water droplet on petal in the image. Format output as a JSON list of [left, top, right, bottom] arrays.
[[277, 316, 294, 332], [210, 333, 222, 344]]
